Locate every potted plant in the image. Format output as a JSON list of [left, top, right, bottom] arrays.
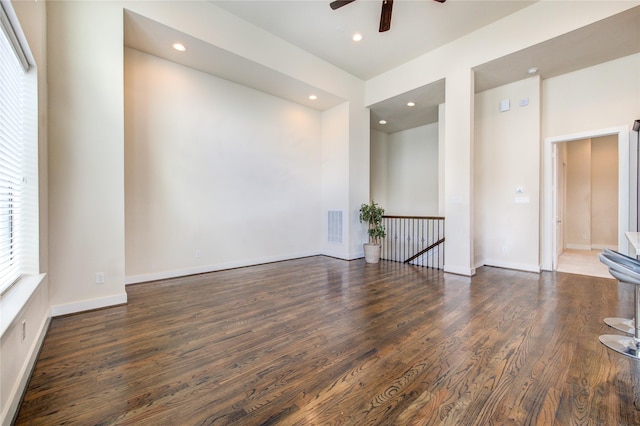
[[359, 200, 386, 263]]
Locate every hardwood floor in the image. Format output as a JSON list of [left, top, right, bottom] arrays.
[[15, 256, 640, 425]]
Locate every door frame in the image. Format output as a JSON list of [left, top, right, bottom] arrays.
[[542, 125, 630, 271], [553, 149, 567, 269]]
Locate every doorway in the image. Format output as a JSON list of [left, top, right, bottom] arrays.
[[554, 136, 618, 277], [542, 126, 631, 272]]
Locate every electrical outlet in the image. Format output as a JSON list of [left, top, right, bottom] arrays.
[[96, 272, 105, 284], [22, 320, 26, 341], [195, 250, 201, 258]]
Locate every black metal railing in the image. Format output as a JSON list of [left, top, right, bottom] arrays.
[[381, 216, 445, 269]]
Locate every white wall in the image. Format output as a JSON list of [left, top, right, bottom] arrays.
[[125, 0, 371, 262], [564, 136, 618, 250], [366, 1, 638, 275], [321, 103, 350, 259], [126, 1, 362, 104], [7, 0, 637, 423], [370, 129, 389, 209], [347, 100, 371, 258], [565, 139, 592, 249], [542, 54, 640, 138], [370, 124, 439, 216], [47, 1, 127, 315], [9, 0, 365, 421], [474, 55, 640, 270], [438, 104, 446, 217], [443, 69, 475, 275], [45, 0, 640, 309], [474, 76, 541, 272], [125, 48, 322, 281], [366, 2, 637, 107], [591, 136, 619, 248], [388, 124, 439, 216], [46, 0, 369, 314], [541, 53, 640, 267]]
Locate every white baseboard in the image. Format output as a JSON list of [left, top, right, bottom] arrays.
[[319, 248, 364, 261], [592, 244, 617, 250], [566, 244, 592, 250], [2, 314, 50, 426], [444, 264, 476, 276], [481, 259, 541, 273], [321, 248, 360, 261], [50, 292, 128, 317], [125, 251, 323, 285], [348, 250, 365, 260], [564, 244, 616, 252]]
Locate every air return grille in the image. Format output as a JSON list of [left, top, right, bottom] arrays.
[[327, 211, 343, 244]]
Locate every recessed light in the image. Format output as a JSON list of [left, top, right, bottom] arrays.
[[352, 33, 363, 42], [407, 102, 415, 107], [172, 43, 187, 52], [528, 67, 538, 75], [379, 120, 387, 125], [309, 95, 317, 100]]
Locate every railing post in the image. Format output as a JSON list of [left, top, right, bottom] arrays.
[[380, 215, 445, 269]]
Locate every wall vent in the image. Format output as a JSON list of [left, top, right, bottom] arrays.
[[328, 211, 343, 244]]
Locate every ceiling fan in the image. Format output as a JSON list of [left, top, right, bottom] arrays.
[[330, 0, 446, 33]]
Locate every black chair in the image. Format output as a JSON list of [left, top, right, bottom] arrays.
[[598, 252, 640, 359]]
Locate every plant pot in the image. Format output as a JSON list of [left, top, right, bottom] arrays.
[[364, 243, 381, 264]]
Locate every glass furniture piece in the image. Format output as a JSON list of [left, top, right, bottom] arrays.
[[601, 249, 640, 334], [599, 251, 640, 359]]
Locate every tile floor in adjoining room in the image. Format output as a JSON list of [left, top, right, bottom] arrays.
[[556, 248, 611, 278]]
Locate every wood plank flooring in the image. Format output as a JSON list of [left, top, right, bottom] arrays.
[[15, 256, 640, 425]]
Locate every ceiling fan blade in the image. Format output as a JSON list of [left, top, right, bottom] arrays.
[[379, 0, 393, 32], [433, 0, 447, 2], [330, 0, 356, 10]]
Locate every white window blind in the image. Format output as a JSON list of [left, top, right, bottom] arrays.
[[0, 3, 28, 293]]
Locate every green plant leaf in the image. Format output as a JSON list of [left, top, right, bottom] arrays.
[[359, 200, 386, 244]]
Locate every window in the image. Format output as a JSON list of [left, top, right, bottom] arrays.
[[0, 2, 35, 294]]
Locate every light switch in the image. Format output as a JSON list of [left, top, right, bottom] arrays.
[[500, 99, 510, 112]]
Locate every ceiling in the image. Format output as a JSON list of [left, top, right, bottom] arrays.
[[212, 0, 536, 81], [124, 1, 640, 134], [124, 11, 347, 111]]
